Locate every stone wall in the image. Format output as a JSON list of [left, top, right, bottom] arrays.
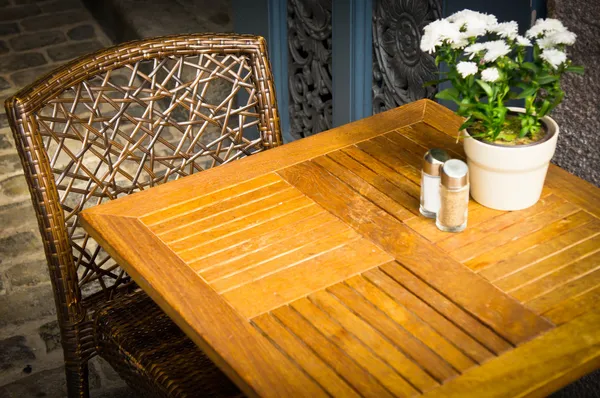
[[549, 0, 600, 187]]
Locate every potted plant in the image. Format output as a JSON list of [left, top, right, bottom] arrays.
[[420, 11, 583, 211]]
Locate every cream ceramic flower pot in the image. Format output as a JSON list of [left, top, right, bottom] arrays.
[[463, 108, 559, 211]]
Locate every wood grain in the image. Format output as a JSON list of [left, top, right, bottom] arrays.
[[80, 99, 600, 397], [80, 213, 325, 398], [277, 160, 553, 345], [420, 311, 600, 398]]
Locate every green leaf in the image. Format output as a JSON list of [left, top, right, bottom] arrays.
[[435, 87, 460, 102], [522, 62, 540, 73], [537, 74, 559, 85], [471, 110, 491, 123], [475, 80, 493, 98], [458, 118, 473, 131], [566, 65, 585, 75], [539, 99, 551, 116], [515, 86, 538, 99]]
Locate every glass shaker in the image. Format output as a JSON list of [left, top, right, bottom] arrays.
[[420, 148, 451, 218], [436, 159, 469, 232]]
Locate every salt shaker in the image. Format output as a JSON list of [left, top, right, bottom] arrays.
[[436, 159, 469, 232], [420, 148, 451, 218]]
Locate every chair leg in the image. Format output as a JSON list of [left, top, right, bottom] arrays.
[[65, 363, 90, 398]]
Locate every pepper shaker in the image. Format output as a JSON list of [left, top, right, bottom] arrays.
[[420, 148, 451, 218], [436, 159, 469, 232]]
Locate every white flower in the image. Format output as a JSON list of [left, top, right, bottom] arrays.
[[491, 21, 519, 39], [516, 35, 532, 46], [540, 48, 567, 68], [537, 36, 555, 49], [481, 67, 500, 82], [456, 61, 478, 78], [450, 33, 470, 49], [447, 9, 497, 38], [464, 42, 486, 59], [420, 19, 462, 53], [482, 40, 511, 62], [526, 18, 567, 38]]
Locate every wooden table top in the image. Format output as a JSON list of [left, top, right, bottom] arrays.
[[81, 99, 600, 398]]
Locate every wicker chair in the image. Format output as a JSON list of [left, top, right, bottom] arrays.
[[4, 34, 282, 398]]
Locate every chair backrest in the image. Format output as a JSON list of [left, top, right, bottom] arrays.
[[5, 34, 282, 326]]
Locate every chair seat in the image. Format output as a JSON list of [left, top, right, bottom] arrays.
[[94, 290, 242, 398]]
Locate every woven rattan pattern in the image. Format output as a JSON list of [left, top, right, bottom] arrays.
[[5, 34, 281, 397]]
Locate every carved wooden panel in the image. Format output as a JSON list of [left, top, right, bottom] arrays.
[[372, 0, 442, 114], [288, 0, 333, 139]]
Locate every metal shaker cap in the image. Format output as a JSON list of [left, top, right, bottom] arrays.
[[441, 159, 469, 189], [422, 148, 451, 176]]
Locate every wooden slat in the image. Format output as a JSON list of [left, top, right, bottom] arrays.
[[159, 187, 303, 243], [377, 263, 512, 355], [221, 237, 392, 318], [190, 211, 339, 272], [277, 161, 553, 345], [149, 180, 291, 235], [322, 284, 459, 383], [312, 155, 414, 221], [252, 313, 361, 398], [404, 199, 506, 243], [480, 220, 600, 282], [511, 250, 600, 302], [362, 268, 495, 363], [323, 151, 420, 214], [370, 135, 423, 169], [79, 214, 325, 397], [466, 211, 595, 271], [343, 275, 476, 372], [291, 297, 417, 397], [436, 193, 564, 253], [177, 204, 326, 263], [546, 164, 600, 218], [422, 99, 464, 138], [453, 202, 579, 266], [341, 145, 421, 199], [494, 234, 600, 293], [140, 173, 283, 226], [420, 311, 600, 398], [272, 304, 395, 398], [397, 123, 465, 159], [525, 268, 600, 314], [208, 227, 360, 291], [168, 195, 315, 252], [543, 286, 600, 325], [84, 100, 428, 219]]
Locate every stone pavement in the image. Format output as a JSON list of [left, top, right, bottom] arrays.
[[0, 0, 136, 396]]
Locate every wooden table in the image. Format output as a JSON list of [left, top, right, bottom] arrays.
[[81, 99, 600, 398]]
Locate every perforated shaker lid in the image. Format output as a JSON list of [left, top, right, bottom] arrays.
[[422, 148, 451, 176], [441, 159, 469, 189]]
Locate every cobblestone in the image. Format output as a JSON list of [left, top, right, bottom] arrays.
[[67, 24, 95, 40], [9, 63, 54, 86], [0, 5, 40, 22], [0, 52, 46, 73], [0, 76, 9, 90], [0, 283, 55, 326], [9, 30, 65, 51], [6, 260, 50, 288], [20, 10, 90, 31], [0, 336, 35, 371], [38, 320, 60, 353], [0, 174, 30, 200], [0, 23, 20, 36], [47, 39, 103, 61], [0, 41, 8, 55]]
